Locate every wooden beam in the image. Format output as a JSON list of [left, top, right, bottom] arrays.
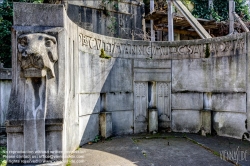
[[233, 12, 249, 32], [172, 0, 212, 39], [154, 26, 198, 37], [150, 0, 155, 41], [229, 1, 235, 34], [168, 1, 174, 41], [209, 0, 213, 20]]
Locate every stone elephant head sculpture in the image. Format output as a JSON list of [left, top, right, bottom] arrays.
[[17, 33, 58, 79]]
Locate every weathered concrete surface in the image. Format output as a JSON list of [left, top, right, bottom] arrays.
[[148, 108, 158, 133], [14, 3, 64, 27], [213, 112, 247, 139], [0, 67, 11, 127], [0, 80, 11, 126], [100, 112, 112, 138], [172, 56, 247, 92], [212, 93, 246, 113], [67, 1, 144, 39], [71, 133, 246, 166], [79, 93, 100, 116], [101, 92, 133, 112], [172, 93, 203, 110], [79, 114, 99, 144], [172, 110, 201, 133], [112, 111, 133, 135], [201, 110, 211, 134], [79, 51, 115, 93], [7, 3, 250, 165]]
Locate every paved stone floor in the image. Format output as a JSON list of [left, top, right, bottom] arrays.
[[71, 133, 250, 166]]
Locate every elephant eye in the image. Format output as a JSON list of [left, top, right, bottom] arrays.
[[45, 40, 53, 47], [19, 37, 28, 47]]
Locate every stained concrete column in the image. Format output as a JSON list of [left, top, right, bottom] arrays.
[[150, 0, 155, 41], [168, 0, 174, 41], [148, 108, 158, 133], [203, 92, 212, 110], [100, 112, 112, 138], [209, 0, 213, 20], [201, 92, 212, 136], [229, 1, 235, 34], [247, 33, 250, 132]]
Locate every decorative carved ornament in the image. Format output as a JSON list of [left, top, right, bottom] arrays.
[[17, 33, 58, 79]]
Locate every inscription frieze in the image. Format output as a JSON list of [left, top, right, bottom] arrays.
[[79, 33, 246, 59]]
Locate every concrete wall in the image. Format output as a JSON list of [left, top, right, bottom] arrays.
[[67, 0, 145, 39], [6, 2, 250, 164], [0, 67, 11, 127], [78, 28, 249, 140]]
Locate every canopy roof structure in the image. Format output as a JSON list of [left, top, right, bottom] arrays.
[[145, 2, 249, 39]]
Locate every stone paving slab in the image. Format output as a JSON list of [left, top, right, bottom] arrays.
[[70, 133, 248, 166], [186, 134, 250, 166]]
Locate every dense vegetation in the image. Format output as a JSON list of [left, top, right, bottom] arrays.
[[0, 0, 42, 68], [190, 0, 250, 21]]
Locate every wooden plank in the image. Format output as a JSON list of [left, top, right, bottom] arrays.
[[229, 1, 235, 34], [209, 0, 213, 20], [168, 1, 174, 41], [172, 0, 212, 39], [150, 0, 155, 41], [154, 26, 198, 37], [233, 12, 249, 32]]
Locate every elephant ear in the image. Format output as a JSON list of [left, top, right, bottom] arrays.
[[45, 36, 58, 62]]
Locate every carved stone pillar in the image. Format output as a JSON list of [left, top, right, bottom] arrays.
[[6, 32, 62, 164]]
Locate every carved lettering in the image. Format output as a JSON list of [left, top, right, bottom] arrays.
[[96, 38, 102, 50], [191, 45, 204, 57], [146, 46, 151, 55], [224, 41, 234, 52], [89, 38, 96, 49], [131, 45, 136, 55], [152, 46, 162, 56], [124, 44, 130, 54], [169, 47, 178, 56], [218, 42, 226, 52], [137, 45, 143, 55], [78, 33, 246, 59], [160, 46, 169, 56], [178, 45, 192, 55]]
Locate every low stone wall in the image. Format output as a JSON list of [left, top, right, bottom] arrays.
[[0, 66, 11, 127], [6, 2, 250, 164]]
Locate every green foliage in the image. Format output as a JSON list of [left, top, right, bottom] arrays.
[[92, 135, 101, 143], [66, 158, 71, 166], [0, 0, 43, 68], [181, 0, 191, 7], [190, 0, 250, 21], [235, 0, 250, 20], [0, 146, 7, 166], [100, 49, 111, 59]]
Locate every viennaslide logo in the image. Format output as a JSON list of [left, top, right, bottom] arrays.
[[220, 146, 247, 165]]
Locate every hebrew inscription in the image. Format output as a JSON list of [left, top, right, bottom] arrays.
[[17, 33, 58, 79]]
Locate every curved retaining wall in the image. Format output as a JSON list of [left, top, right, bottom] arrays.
[[6, 3, 250, 164]]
